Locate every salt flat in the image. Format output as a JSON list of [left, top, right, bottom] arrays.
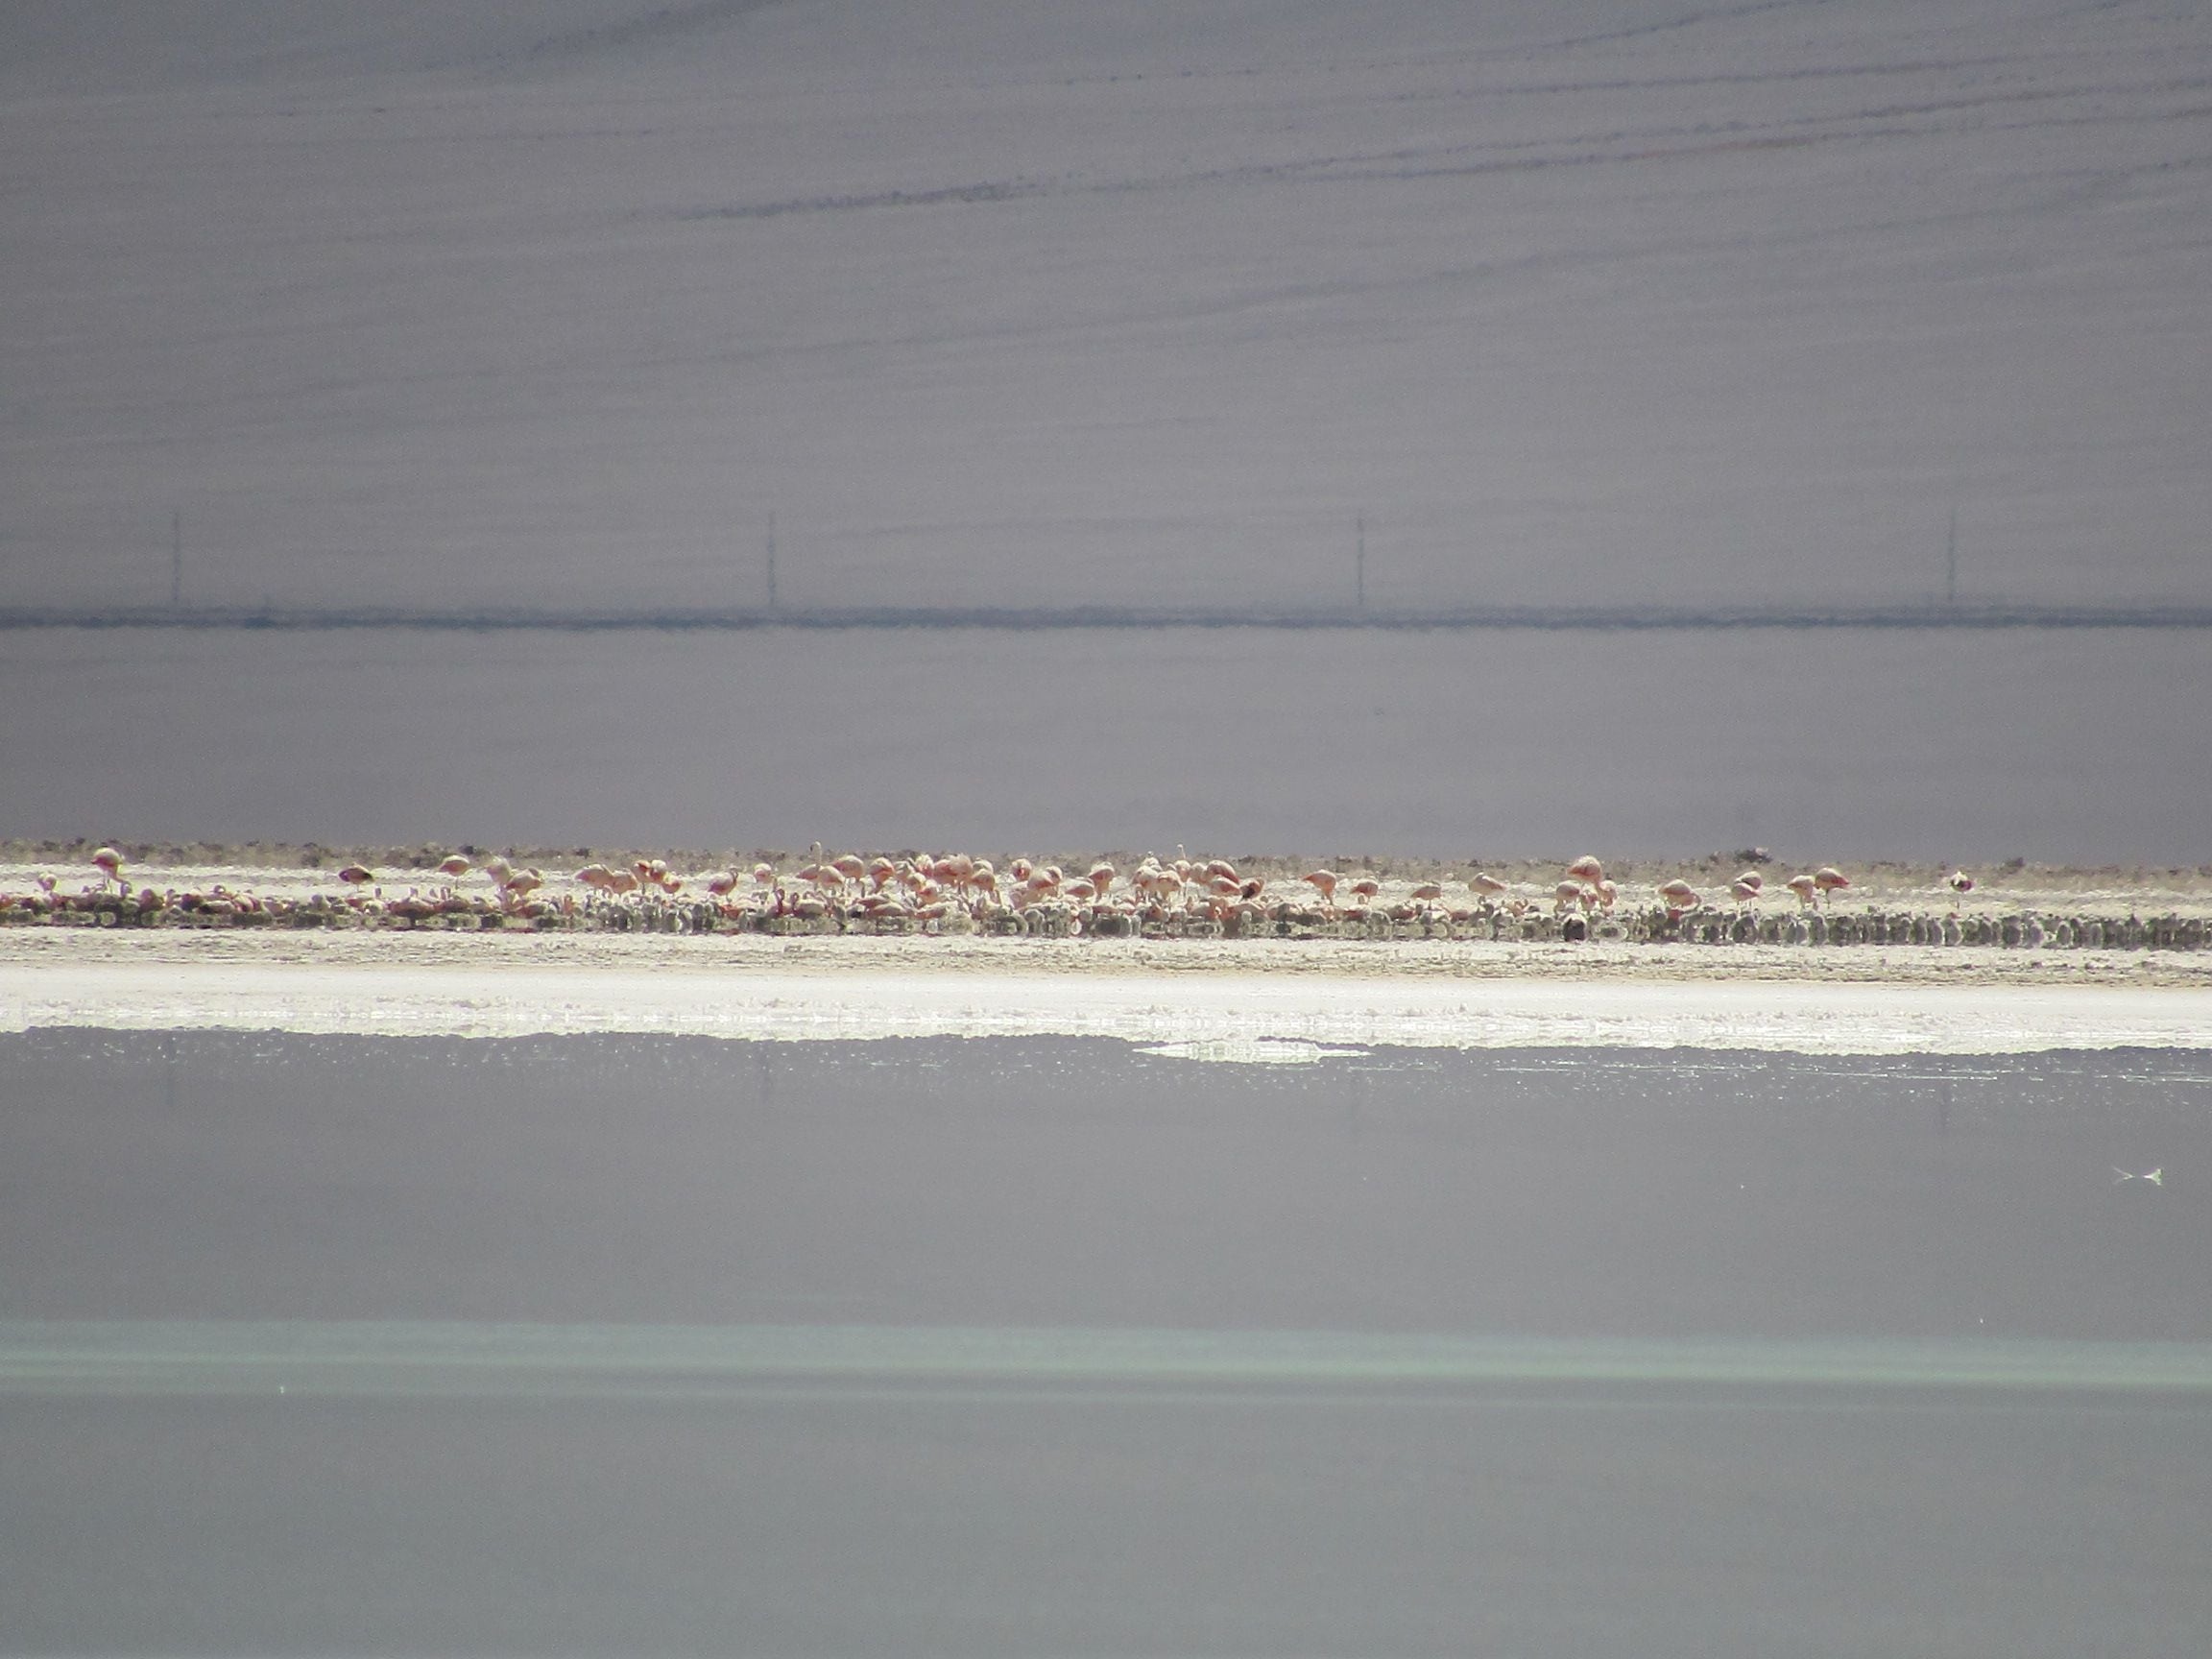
[[7, 944, 2208, 1052]]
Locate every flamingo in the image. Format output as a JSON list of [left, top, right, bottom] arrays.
[[1946, 870, 1975, 896], [1551, 879, 1588, 916], [1814, 866, 1851, 905], [1786, 874, 1819, 908], [1566, 854, 1604, 885], [438, 854, 471, 878], [91, 847, 124, 890], [1469, 872, 1509, 903], [1303, 870, 1340, 907], [1728, 877, 1761, 909], [337, 864, 374, 886], [1657, 878, 1698, 918]]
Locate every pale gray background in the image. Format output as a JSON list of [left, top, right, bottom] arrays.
[[5, 1033, 2209, 1655], [3, 3, 2207, 857]]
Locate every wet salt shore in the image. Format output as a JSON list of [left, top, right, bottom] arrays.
[[6, 949, 2209, 1053]]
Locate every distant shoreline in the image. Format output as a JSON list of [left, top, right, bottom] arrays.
[[4, 602, 2211, 633]]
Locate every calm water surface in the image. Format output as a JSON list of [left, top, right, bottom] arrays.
[[3, 1032, 2209, 1655], [4, 625, 2209, 861]]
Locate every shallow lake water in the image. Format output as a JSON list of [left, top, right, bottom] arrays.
[[4, 1031, 2210, 1655], [6, 624, 2210, 863]]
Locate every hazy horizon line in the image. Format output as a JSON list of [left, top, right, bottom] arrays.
[[4, 600, 2211, 633]]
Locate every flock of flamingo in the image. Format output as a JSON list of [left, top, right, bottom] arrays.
[[4, 844, 2201, 950]]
